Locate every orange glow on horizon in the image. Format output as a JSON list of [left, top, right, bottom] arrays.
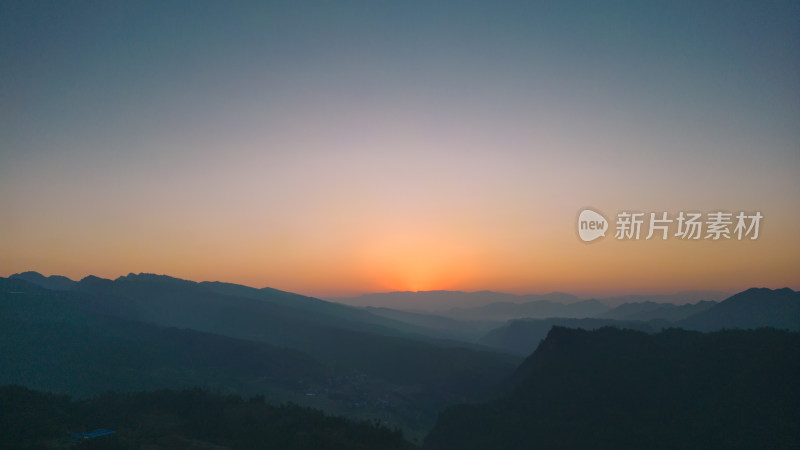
[[2, 1, 799, 304], [4, 208, 798, 299]]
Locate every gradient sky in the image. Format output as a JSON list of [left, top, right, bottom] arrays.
[[1, 1, 798, 297]]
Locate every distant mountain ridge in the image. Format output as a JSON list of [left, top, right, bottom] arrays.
[[442, 299, 610, 321], [474, 288, 798, 354], [11, 271, 796, 335], [9, 272, 795, 333], [593, 290, 730, 306], [332, 291, 731, 325], [10, 271, 77, 291], [477, 318, 666, 355], [326, 291, 582, 312], [328, 289, 730, 314], [679, 287, 800, 331], [600, 300, 718, 321], [12, 271, 433, 339]]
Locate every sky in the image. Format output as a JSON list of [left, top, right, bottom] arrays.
[[1, 1, 798, 298]]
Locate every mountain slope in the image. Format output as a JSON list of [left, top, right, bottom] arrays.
[[477, 318, 664, 355], [442, 299, 610, 321], [329, 290, 730, 311], [679, 287, 800, 331], [1, 276, 519, 437], [364, 307, 502, 342], [595, 290, 730, 306], [60, 274, 518, 386], [600, 300, 717, 321], [0, 278, 326, 399], [13, 271, 436, 339], [426, 326, 800, 450]]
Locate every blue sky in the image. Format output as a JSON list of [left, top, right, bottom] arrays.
[[1, 1, 798, 295]]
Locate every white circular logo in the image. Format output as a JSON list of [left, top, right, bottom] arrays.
[[578, 209, 608, 242]]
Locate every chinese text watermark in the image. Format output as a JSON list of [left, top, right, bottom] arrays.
[[578, 209, 762, 242]]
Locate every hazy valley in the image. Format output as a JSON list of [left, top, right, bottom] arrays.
[[2, 272, 798, 448]]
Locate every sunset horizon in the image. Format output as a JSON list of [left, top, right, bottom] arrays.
[[7, 267, 796, 302], [3, 3, 798, 303], [3, 2, 798, 447]]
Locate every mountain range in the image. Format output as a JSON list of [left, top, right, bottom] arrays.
[[599, 300, 718, 321], [467, 287, 799, 355], [3, 271, 798, 444], [327, 289, 730, 313], [2, 273, 518, 439], [678, 287, 800, 331]]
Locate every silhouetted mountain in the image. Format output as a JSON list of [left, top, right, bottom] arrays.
[[0, 386, 417, 449], [13, 271, 427, 337], [70, 273, 455, 342], [198, 279, 474, 341], [679, 287, 800, 331], [330, 290, 730, 312], [477, 318, 664, 355], [594, 290, 730, 306], [442, 298, 610, 321], [0, 277, 326, 398], [328, 291, 582, 312], [63, 274, 517, 381], [1, 276, 518, 437], [600, 300, 717, 321], [426, 326, 800, 449], [10, 270, 77, 291]]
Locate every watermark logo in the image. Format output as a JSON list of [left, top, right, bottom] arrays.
[[577, 209, 763, 242], [578, 209, 608, 242]]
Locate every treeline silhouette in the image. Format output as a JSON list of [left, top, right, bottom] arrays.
[[1, 386, 416, 449]]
